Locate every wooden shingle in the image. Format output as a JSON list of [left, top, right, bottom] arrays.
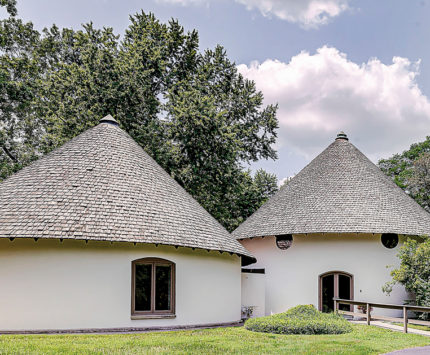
[[233, 133, 430, 239], [0, 116, 254, 260]]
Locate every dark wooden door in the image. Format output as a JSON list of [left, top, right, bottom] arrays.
[[319, 272, 353, 312]]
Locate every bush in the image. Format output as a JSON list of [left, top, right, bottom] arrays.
[[245, 305, 352, 335], [383, 238, 430, 319]]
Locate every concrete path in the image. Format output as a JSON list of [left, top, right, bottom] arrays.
[[351, 320, 430, 337], [383, 345, 430, 354]]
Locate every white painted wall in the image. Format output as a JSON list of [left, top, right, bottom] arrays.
[[241, 273, 265, 317], [240, 234, 411, 317], [0, 238, 241, 331]]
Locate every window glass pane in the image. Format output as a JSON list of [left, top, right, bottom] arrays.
[[135, 264, 152, 311], [338, 275, 351, 299], [155, 265, 171, 311], [338, 274, 351, 311], [322, 274, 334, 313]]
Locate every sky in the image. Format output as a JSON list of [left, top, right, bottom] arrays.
[[7, 0, 430, 183]]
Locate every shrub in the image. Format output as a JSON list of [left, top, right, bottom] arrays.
[[383, 238, 430, 319], [245, 305, 352, 335]]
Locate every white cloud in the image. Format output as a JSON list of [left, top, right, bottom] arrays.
[[156, 0, 208, 5], [278, 175, 294, 187], [236, 0, 350, 28], [156, 0, 350, 28], [237, 47, 430, 162]]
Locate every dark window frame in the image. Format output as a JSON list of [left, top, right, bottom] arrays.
[[276, 234, 293, 250], [131, 258, 176, 318], [381, 233, 399, 249], [318, 271, 354, 312]]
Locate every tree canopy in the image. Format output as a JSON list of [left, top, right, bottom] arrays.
[[380, 139, 430, 311], [0, 2, 279, 231], [379, 137, 430, 213], [383, 238, 430, 314]]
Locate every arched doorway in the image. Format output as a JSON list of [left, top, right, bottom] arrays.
[[319, 271, 353, 313]]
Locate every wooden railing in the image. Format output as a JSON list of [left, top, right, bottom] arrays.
[[334, 298, 430, 333]]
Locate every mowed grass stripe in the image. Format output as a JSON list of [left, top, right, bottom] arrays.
[[0, 324, 430, 355]]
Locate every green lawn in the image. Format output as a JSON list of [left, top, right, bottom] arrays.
[[390, 322, 430, 332], [0, 324, 429, 355]]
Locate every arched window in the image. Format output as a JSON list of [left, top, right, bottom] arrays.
[[131, 258, 175, 318]]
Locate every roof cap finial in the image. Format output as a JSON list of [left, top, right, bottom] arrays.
[[100, 114, 119, 126], [336, 131, 348, 141]]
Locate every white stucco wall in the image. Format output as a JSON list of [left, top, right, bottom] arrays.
[[0, 238, 241, 331], [240, 234, 411, 317], [241, 273, 265, 317]]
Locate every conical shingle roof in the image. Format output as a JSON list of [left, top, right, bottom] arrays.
[[0, 116, 254, 261], [233, 133, 430, 239]]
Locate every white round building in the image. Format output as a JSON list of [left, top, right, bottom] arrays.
[[234, 132, 430, 317], [0, 115, 254, 332]]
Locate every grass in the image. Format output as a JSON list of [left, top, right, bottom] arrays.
[[389, 322, 430, 332], [0, 324, 429, 355]]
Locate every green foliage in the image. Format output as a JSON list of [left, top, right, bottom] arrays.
[[253, 169, 278, 200], [286, 304, 321, 317], [0, 4, 279, 230], [383, 238, 430, 316], [222, 169, 278, 231], [245, 305, 352, 335], [379, 137, 430, 212], [0, 0, 17, 16], [408, 153, 430, 212], [0, 10, 45, 179]]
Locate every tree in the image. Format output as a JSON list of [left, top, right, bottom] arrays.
[[216, 169, 278, 231], [0, 0, 16, 16], [253, 169, 278, 202], [164, 46, 278, 230], [408, 153, 430, 212], [379, 137, 430, 189], [379, 137, 430, 212], [383, 238, 430, 316], [0, 2, 45, 179], [0, 4, 279, 231]]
